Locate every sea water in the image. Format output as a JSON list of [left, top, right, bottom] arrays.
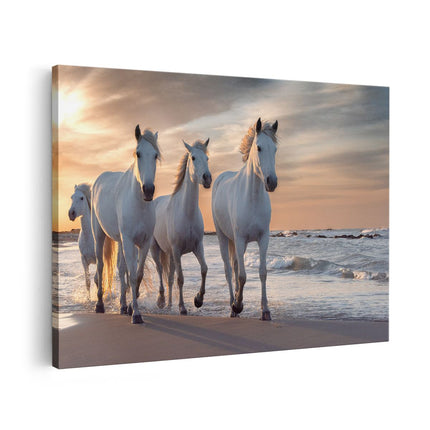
[[53, 228, 388, 322]]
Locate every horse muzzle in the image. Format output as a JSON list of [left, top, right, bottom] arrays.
[[68, 209, 76, 221], [142, 183, 155, 201], [202, 173, 212, 189], [265, 175, 278, 192]]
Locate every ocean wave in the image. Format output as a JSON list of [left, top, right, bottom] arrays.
[[245, 253, 334, 272], [345, 270, 389, 281], [361, 228, 389, 237], [245, 252, 388, 281]]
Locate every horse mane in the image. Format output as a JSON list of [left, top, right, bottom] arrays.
[[75, 183, 92, 209], [239, 120, 278, 162], [138, 128, 161, 158], [172, 140, 208, 194]]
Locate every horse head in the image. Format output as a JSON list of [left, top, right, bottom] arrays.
[[134, 124, 161, 201], [69, 184, 90, 220], [251, 118, 278, 192], [183, 138, 212, 189]]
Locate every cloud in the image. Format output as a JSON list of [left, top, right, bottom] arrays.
[[54, 66, 389, 230]]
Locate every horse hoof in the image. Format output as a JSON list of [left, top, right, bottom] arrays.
[[230, 310, 239, 318], [120, 305, 128, 315], [132, 314, 144, 324], [157, 295, 166, 309], [194, 294, 204, 308], [127, 304, 133, 316], [232, 302, 243, 314], [180, 308, 188, 316], [260, 311, 272, 321], [95, 303, 105, 313]]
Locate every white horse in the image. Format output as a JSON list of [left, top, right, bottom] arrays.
[[91, 125, 160, 324], [151, 139, 212, 315], [212, 118, 278, 320], [68, 183, 128, 299], [68, 183, 97, 294]]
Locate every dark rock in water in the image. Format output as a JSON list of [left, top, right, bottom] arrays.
[[271, 232, 286, 237], [334, 233, 382, 239], [306, 234, 311, 237], [335, 234, 359, 239], [270, 231, 298, 238], [316, 235, 327, 238]]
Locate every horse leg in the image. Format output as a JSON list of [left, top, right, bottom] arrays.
[[231, 244, 241, 317], [122, 237, 143, 324], [229, 240, 239, 295], [167, 253, 175, 308], [258, 234, 271, 321], [117, 241, 129, 315], [232, 236, 247, 315], [136, 248, 145, 299], [151, 240, 166, 308], [172, 247, 187, 315], [216, 231, 235, 315], [135, 242, 150, 301], [93, 223, 106, 314], [193, 240, 207, 308], [94, 271, 99, 290], [81, 255, 91, 298]]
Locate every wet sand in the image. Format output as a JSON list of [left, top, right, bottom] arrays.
[[53, 313, 388, 369]]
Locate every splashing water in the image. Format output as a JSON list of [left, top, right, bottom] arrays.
[[53, 228, 388, 322]]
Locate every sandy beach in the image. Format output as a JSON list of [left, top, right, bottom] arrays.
[[53, 314, 388, 369]]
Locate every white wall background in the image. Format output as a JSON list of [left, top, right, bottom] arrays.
[[1, 1, 429, 428]]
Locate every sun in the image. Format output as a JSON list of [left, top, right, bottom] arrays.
[[57, 90, 85, 127]]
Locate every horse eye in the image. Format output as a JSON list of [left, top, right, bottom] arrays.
[[80, 197, 83, 200], [192, 156, 195, 161], [257, 146, 261, 152], [136, 152, 141, 158], [154, 154, 158, 160]]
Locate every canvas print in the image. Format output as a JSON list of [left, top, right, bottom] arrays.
[[52, 65, 389, 369]]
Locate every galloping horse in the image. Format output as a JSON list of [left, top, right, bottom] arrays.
[[212, 118, 279, 320], [68, 183, 128, 298], [91, 125, 160, 324], [151, 139, 212, 315]]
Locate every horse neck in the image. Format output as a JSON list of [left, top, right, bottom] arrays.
[[175, 164, 200, 217], [240, 154, 266, 199], [79, 201, 92, 237]]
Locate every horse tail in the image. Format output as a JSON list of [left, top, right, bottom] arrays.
[[103, 237, 118, 296]]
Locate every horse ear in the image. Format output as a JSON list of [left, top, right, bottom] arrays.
[[183, 140, 192, 153], [135, 124, 141, 141], [204, 138, 210, 147], [74, 184, 77, 190], [272, 120, 278, 133], [154, 131, 158, 141], [256, 118, 262, 133]]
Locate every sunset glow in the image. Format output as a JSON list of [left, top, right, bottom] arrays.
[[57, 90, 85, 126], [52, 66, 389, 232]]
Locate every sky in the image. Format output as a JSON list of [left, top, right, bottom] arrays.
[[52, 65, 389, 232]]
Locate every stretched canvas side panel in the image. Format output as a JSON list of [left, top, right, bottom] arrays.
[[52, 66, 60, 368]]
